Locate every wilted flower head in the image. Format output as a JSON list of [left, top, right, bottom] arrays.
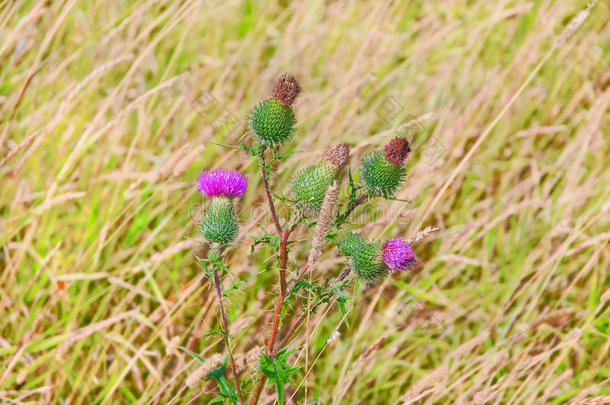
[[272, 74, 301, 106], [381, 238, 417, 270], [324, 143, 350, 169], [383, 137, 411, 166], [198, 169, 248, 199]]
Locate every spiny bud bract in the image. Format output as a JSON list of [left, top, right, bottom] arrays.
[[338, 232, 366, 257], [350, 241, 388, 284], [359, 151, 406, 198], [272, 74, 301, 106], [248, 98, 296, 145], [291, 161, 338, 212], [200, 197, 238, 244]]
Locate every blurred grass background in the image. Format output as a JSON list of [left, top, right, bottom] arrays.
[[1, 0, 609, 403]]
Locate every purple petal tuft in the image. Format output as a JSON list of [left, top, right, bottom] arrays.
[[381, 239, 417, 270], [198, 169, 248, 198]]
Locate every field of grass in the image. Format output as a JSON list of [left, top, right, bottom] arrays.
[[1, 0, 609, 404]]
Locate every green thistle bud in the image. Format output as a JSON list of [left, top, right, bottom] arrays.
[[359, 138, 410, 198], [350, 241, 388, 283], [200, 197, 238, 244], [291, 144, 350, 212], [338, 232, 366, 257], [291, 162, 337, 212], [248, 98, 296, 145], [359, 151, 407, 198]]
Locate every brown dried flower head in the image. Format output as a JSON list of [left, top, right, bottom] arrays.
[[383, 137, 411, 165], [272, 74, 301, 106], [324, 143, 350, 169]]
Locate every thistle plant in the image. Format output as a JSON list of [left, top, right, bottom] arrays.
[[186, 74, 434, 405]]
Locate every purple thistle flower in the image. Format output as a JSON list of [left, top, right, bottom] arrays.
[[198, 168, 248, 198], [381, 239, 417, 270]]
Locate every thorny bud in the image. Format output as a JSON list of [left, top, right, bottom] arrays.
[[200, 197, 239, 244], [248, 98, 297, 145], [338, 232, 366, 257], [248, 74, 300, 145], [291, 144, 350, 213], [359, 138, 409, 198], [340, 235, 418, 283], [350, 241, 388, 284]]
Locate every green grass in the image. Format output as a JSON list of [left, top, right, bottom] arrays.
[[1, 0, 609, 404]]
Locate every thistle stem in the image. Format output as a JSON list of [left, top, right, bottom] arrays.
[[344, 193, 368, 221], [251, 154, 294, 405], [212, 268, 244, 405], [258, 153, 282, 234], [337, 266, 352, 282]]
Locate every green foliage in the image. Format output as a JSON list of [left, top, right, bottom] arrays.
[[200, 197, 238, 244], [291, 162, 338, 212], [259, 349, 300, 405], [179, 346, 206, 363], [179, 349, 239, 404], [333, 165, 366, 229], [330, 279, 351, 327], [359, 151, 406, 198], [206, 357, 239, 405], [248, 98, 296, 145], [350, 241, 388, 283]]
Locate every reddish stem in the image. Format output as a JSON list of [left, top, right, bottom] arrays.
[[250, 154, 293, 405], [343, 193, 368, 221], [259, 154, 283, 234]]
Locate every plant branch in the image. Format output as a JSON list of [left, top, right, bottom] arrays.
[[249, 226, 292, 405], [258, 153, 283, 234], [343, 193, 368, 222], [251, 149, 304, 404], [213, 268, 244, 405]]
